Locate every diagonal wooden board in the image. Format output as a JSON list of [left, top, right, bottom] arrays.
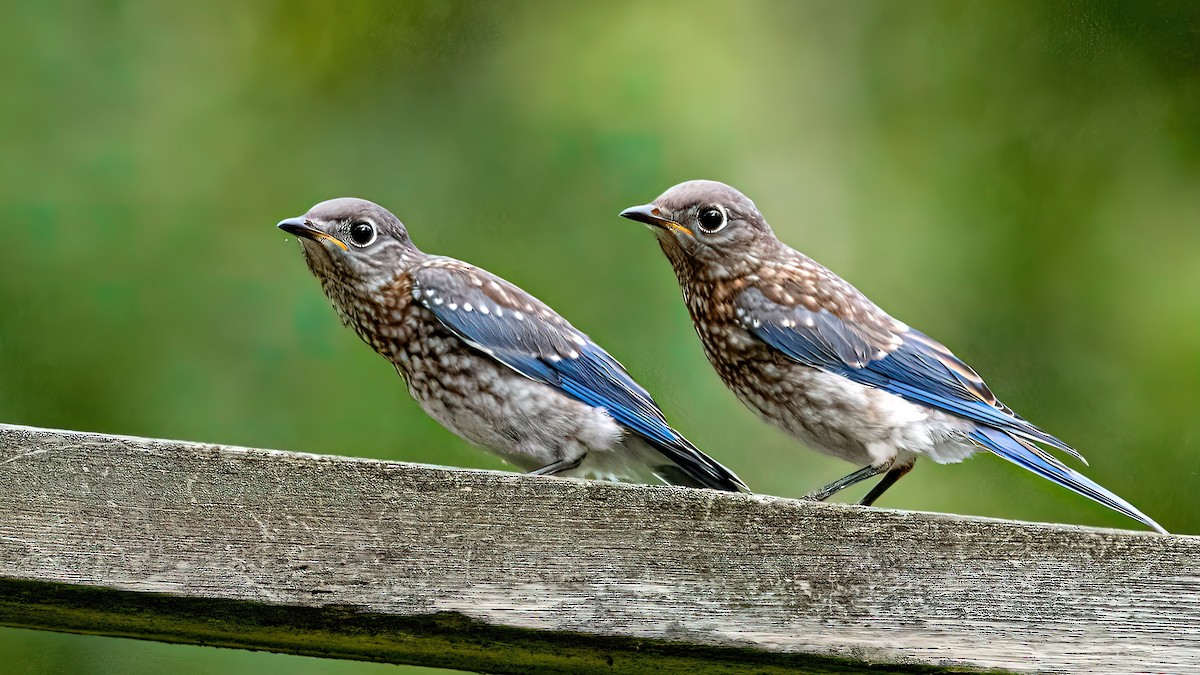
[[0, 423, 1196, 674]]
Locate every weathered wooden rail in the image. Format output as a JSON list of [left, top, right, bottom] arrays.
[[0, 424, 1196, 674]]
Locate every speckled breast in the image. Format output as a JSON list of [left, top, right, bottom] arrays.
[[682, 278, 877, 464]]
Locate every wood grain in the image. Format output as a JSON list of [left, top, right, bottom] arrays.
[[0, 423, 1196, 674]]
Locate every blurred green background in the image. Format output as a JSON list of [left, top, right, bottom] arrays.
[[2, 1, 1198, 672]]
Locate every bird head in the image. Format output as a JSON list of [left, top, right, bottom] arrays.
[[277, 198, 421, 289], [619, 180, 777, 275]]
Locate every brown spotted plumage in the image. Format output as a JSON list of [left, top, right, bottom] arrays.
[[279, 197, 746, 492], [620, 180, 1164, 532]]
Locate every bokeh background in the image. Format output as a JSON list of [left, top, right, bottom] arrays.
[[2, 1, 1199, 673]]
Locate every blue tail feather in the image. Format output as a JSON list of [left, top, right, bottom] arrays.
[[970, 427, 1166, 533]]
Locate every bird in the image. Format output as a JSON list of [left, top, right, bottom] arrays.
[[277, 197, 747, 493], [619, 179, 1165, 533]]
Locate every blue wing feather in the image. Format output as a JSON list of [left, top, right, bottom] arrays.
[[742, 293, 1166, 531], [749, 306, 1081, 460], [413, 262, 746, 492], [970, 427, 1166, 533], [428, 301, 669, 439]]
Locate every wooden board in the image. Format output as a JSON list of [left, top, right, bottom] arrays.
[[0, 424, 1196, 674]]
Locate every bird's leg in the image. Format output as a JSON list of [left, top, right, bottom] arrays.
[[858, 460, 915, 506], [803, 461, 891, 502], [528, 455, 585, 477]]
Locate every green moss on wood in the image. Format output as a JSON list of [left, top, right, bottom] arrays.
[[0, 579, 1000, 674]]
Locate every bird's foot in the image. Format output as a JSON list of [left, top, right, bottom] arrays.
[[802, 462, 891, 502], [858, 461, 914, 506], [528, 455, 585, 477]]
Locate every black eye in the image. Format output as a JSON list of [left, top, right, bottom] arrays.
[[697, 206, 727, 233], [348, 221, 377, 247]]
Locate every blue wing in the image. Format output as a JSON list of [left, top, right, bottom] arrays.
[[412, 260, 747, 492], [969, 427, 1165, 532], [737, 285, 1167, 532], [737, 286, 1082, 460]]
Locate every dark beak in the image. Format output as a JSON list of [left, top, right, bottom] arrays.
[[619, 204, 693, 236], [277, 217, 348, 251]]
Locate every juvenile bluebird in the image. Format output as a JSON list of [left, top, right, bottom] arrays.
[[620, 180, 1165, 532], [278, 198, 746, 492]]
